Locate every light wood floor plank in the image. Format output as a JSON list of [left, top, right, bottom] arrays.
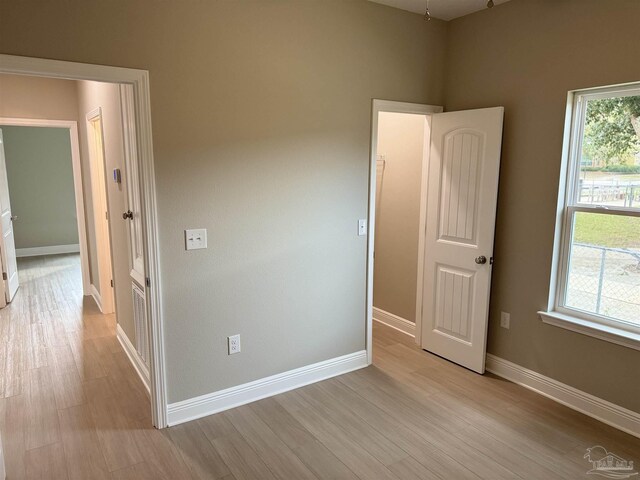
[[24, 442, 70, 480], [222, 405, 318, 480], [3, 254, 639, 480], [166, 422, 231, 480]]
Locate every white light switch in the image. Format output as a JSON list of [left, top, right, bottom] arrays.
[[185, 228, 207, 250], [358, 219, 367, 236]]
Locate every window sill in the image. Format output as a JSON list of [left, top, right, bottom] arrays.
[[538, 310, 640, 351]]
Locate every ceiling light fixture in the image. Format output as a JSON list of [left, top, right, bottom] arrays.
[[424, 0, 431, 21], [487, 0, 495, 8]]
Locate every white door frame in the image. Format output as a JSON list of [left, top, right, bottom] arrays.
[[367, 100, 443, 364], [0, 54, 168, 428], [0, 117, 91, 295]]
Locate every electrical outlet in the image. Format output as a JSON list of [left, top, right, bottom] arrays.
[[500, 312, 510, 329], [228, 334, 241, 355]]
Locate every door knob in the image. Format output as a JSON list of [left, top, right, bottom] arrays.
[[122, 210, 133, 220], [475, 255, 487, 265]]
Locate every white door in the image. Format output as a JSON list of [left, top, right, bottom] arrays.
[[120, 85, 150, 375], [420, 107, 504, 373], [87, 112, 115, 314], [0, 129, 19, 303]]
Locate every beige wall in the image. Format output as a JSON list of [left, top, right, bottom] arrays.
[[0, 74, 79, 121], [1, 126, 79, 249], [374, 112, 426, 322], [445, 0, 640, 413], [77, 80, 135, 343], [0, 0, 447, 403]]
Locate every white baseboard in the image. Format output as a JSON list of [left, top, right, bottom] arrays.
[[89, 284, 103, 312], [373, 307, 415, 337], [16, 244, 80, 257], [167, 350, 368, 426], [116, 324, 150, 394], [486, 354, 640, 439]]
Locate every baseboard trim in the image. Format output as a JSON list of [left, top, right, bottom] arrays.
[[16, 244, 80, 257], [486, 354, 640, 439], [116, 324, 151, 394], [167, 350, 368, 426], [373, 307, 415, 337], [89, 284, 103, 312]]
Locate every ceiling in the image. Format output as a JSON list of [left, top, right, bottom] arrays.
[[368, 0, 511, 21]]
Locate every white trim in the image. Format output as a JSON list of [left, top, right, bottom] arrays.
[[0, 117, 90, 295], [0, 54, 168, 428], [116, 323, 150, 394], [167, 350, 368, 426], [486, 354, 640, 439], [547, 82, 640, 349], [16, 244, 80, 257], [539, 311, 640, 351], [373, 307, 415, 337], [90, 283, 103, 312], [367, 100, 443, 364]]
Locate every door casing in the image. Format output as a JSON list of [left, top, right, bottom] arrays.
[[367, 100, 443, 364], [0, 118, 91, 295]]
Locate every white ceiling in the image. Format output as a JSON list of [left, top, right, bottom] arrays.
[[368, 0, 511, 21]]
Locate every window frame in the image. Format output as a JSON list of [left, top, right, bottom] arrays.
[[540, 82, 640, 350]]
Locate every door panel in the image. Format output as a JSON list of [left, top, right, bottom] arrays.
[[434, 265, 473, 341], [421, 107, 504, 373], [120, 85, 150, 386], [120, 86, 145, 288], [0, 129, 19, 302], [438, 131, 482, 244]]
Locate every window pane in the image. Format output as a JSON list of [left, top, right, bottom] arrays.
[[565, 212, 640, 325], [577, 95, 640, 208]]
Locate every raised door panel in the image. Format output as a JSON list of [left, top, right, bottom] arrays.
[[438, 130, 483, 246], [433, 265, 474, 343]]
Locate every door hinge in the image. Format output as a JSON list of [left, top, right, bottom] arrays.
[[490, 257, 494, 265], [145, 277, 151, 288], [110, 279, 114, 288], [2, 272, 6, 281], [105, 211, 109, 220]]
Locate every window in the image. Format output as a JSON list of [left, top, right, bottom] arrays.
[[541, 83, 640, 349]]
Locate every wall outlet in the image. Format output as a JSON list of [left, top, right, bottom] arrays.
[[227, 334, 241, 355], [500, 312, 511, 329]]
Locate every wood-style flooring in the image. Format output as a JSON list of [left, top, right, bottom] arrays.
[[1, 254, 638, 479]]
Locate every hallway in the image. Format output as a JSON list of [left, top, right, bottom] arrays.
[[0, 254, 158, 479]]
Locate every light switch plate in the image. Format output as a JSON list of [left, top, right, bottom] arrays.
[[358, 219, 367, 236], [185, 228, 207, 250]]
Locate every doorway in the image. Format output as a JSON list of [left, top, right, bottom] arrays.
[[0, 54, 167, 428], [367, 100, 504, 374], [367, 100, 440, 368], [0, 119, 91, 296]]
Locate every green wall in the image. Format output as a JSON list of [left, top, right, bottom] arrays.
[[2, 126, 79, 249]]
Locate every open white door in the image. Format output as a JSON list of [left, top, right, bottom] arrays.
[[120, 85, 151, 381], [0, 129, 19, 303], [420, 107, 504, 373]]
